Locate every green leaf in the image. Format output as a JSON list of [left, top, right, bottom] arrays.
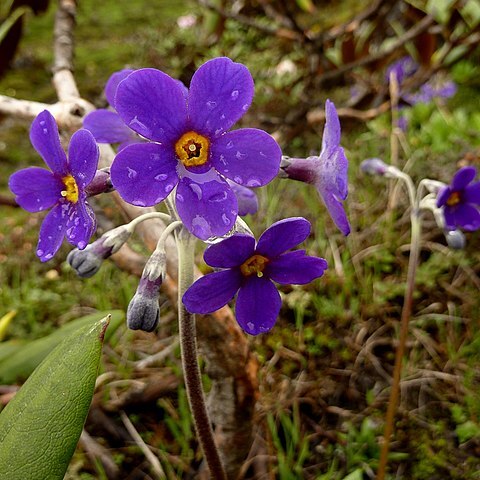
[[0, 315, 110, 480], [0, 310, 124, 384]]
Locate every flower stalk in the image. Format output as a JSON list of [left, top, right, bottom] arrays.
[[176, 228, 227, 480], [377, 191, 422, 480]]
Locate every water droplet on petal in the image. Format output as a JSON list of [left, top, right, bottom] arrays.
[[235, 151, 246, 160], [177, 194, 184, 203], [154, 173, 168, 181], [209, 191, 228, 202], [44, 253, 53, 260], [226, 141, 234, 149], [43, 128, 48, 135], [246, 178, 261, 187], [77, 241, 86, 249], [39, 120, 45, 126], [221, 213, 231, 226], [37, 249, 44, 257], [247, 322, 255, 332], [242, 104, 249, 111], [189, 183, 203, 200], [233, 176, 243, 185], [206, 100, 217, 109], [165, 184, 174, 193], [220, 114, 226, 120], [127, 167, 137, 179], [231, 90, 239, 100], [132, 199, 146, 207]]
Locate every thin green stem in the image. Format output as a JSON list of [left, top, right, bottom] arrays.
[[377, 213, 422, 480], [176, 229, 227, 480]]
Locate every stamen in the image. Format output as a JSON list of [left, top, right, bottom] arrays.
[[240, 254, 269, 277], [61, 175, 79, 203], [175, 131, 210, 167], [446, 191, 461, 206]]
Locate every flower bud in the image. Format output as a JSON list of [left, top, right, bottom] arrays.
[[67, 225, 131, 278], [84, 168, 113, 197], [444, 229, 466, 250], [127, 249, 166, 332], [360, 158, 389, 176]]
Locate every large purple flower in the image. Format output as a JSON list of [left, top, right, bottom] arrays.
[[436, 166, 480, 231], [183, 217, 328, 335], [110, 57, 281, 240], [280, 100, 350, 235], [8, 110, 99, 261]]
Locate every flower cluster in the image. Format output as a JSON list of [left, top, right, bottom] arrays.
[[183, 217, 327, 335], [9, 56, 350, 338]]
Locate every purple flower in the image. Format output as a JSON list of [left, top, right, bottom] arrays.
[[386, 56, 418, 85], [280, 100, 350, 235], [83, 69, 139, 150], [436, 166, 480, 231], [183, 217, 328, 335], [227, 180, 258, 216], [8, 110, 99, 261], [109, 57, 282, 240]]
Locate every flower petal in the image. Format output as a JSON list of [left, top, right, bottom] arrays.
[[227, 180, 258, 216], [318, 146, 349, 200], [463, 182, 480, 204], [68, 129, 99, 188], [36, 204, 67, 262], [321, 99, 341, 156], [9, 167, 62, 212], [235, 276, 281, 335], [105, 69, 134, 107], [204, 234, 255, 268], [452, 166, 476, 191], [256, 217, 311, 258], [445, 204, 480, 231], [83, 109, 135, 144], [436, 186, 451, 207], [188, 57, 254, 137], [65, 200, 96, 250], [29, 110, 68, 175], [317, 187, 351, 236], [266, 250, 328, 285], [115, 68, 187, 144], [183, 269, 242, 314], [111, 143, 179, 206], [211, 128, 281, 187], [176, 175, 238, 240]]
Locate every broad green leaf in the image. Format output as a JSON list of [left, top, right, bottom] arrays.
[[0, 310, 124, 384], [0, 310, 16, 341], [0, 339, 25, 363], [0, 316, 110, 480]]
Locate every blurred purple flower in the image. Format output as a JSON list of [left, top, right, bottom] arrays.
[[9, 110, 99, 261], [183, 217, 327, 335], [436, 166, 480, 231], [386, 56, 418, 85], [83, 69, 138, 150], [280, 100, 350, 235], [110, 57, 281, 240]]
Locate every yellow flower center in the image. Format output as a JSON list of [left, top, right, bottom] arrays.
[[446, 191, 461, 206], [175, 131, 210, 167], [240, 254, 269, 278], [60, 174, 79, 203]]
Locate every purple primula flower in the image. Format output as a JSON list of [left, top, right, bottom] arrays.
[[436, 166, 480, 231], [280, 100, 350, 235], [183, 217, 327, 335], [83, 69, 139, 150], [227, 179, 258, 216], [9, 110, 99, 262], [109, 57, 282, 240]]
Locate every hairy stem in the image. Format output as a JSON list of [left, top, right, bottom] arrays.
[[377, 213, 421, 480], [176, 230, 227, 480]]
